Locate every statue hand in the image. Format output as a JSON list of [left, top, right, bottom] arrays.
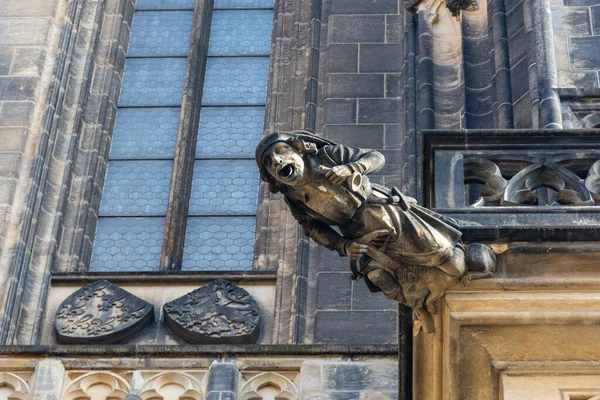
[[346, 241, 369, 261], [322, 165, 352, 185]]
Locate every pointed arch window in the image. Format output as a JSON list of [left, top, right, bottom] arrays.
[[90, 0, 274, 271]]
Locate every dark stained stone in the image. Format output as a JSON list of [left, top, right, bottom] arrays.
[[330, 0, 398, 14], [327, 44, 358, 73], [327, 74, 384, 98], [325, 125, 384, 148], [329, 15, 385, 43], [324, 99, 357, 124], [163, 279, 261, 344], [317, 272, 352, 310], [314, 310, 397, 344], [55, 280, 154, 344], [359, 44, 402, 72], [569, 36, 600, 69], [358, 99, 402, 123]]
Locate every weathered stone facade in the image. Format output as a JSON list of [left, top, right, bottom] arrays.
[[1, 0, 600, 398]]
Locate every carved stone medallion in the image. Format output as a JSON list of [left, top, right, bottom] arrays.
[[163, 279, 261, 344], [55, 280, 154, 344]]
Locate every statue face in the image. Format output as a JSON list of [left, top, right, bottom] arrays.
[[399, 280, 430, 309], [262, 142, 305, 187]]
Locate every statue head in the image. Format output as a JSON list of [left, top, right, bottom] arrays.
[[398, 269, 429, 309], [255, 131, 335, 194]]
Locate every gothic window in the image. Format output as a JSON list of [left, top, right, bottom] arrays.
[[90, 0, 274, 272]]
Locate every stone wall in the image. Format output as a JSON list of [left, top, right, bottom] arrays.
[[0, 350, 398, 400], [304, 0, 405, 345], [552, 0, 600, 88]]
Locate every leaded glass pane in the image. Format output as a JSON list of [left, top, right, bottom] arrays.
[[208, 10, 272, 56], [119, 58, 186, 107], [111, 108, 179, 159], [202, 57, 269, 105], [214, 0, 274, 8], [90, 217, 164, 272], [135, 0, 195, 10], [196, 107, 264, 158], [100, 160, 173, 216], [182, 217, 255, 270], [128, 11, 193, 57], [189, 160, 258, 215]]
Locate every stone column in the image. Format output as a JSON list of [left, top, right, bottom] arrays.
[[206, 361, 239, 400], [31, 359, 65, 400]]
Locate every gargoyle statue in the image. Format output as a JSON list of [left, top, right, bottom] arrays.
[[256, 131, 496, 333]]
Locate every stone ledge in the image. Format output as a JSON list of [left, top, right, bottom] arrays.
[[461, 225, 600, 242], [0, 344, 398, 357], [51, 270, 278, 285]]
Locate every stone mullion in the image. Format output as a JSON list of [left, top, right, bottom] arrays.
[[159, 0, 214, 271]]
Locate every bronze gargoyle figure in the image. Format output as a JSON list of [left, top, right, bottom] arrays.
[[255, 131, 496, 333]]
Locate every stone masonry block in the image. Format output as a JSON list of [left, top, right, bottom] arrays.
[[324, 99, 357, 124], [506, 6, 524, 38], [0, 77, 38, 101], [565, 0, 600, 6], [0, 101, 33, 126], [330, 0, 398, 14], [329, 15, 385, 43], [384, 124, 403, 149], [207, 362, 239, 392], [0, 0, 55, 17], [352, 280, 395, 310], [10, 47, 46, 76], [0, 153, 22, 178], [0, 128, 27, 152], [386, 15, 403, 43], [317, 272, 352, 310], [327, 44, 358, 73], [0, 178, 17, 203], [0, 47, 13, 75], [358, 99, 402, 123], [386, 74, 402, 98], [314, 310, 397, 344], [569, 36, 600, 69], [552, 7, 591, 36], [510, 58, 530, 102], [360, 44, 402, 72], [360, 391, 399, 400], [322, 363, 398, 391], [327, 74, 384, 98], [592, 5, 600, 35], [508, 27, 526, 64], [0, 18, 52, 46], [325, 125, 384, 148]]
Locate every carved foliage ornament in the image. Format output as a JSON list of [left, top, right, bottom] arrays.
[[163, 279, 261, 344], [55, 280, 154, 344]]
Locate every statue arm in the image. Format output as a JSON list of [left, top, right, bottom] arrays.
[[323, 144, 385, 175], [302, 220, 350, 257], [285, 198, 349, 256]]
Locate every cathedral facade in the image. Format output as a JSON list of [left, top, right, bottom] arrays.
[[0, 0, 599, 398]]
